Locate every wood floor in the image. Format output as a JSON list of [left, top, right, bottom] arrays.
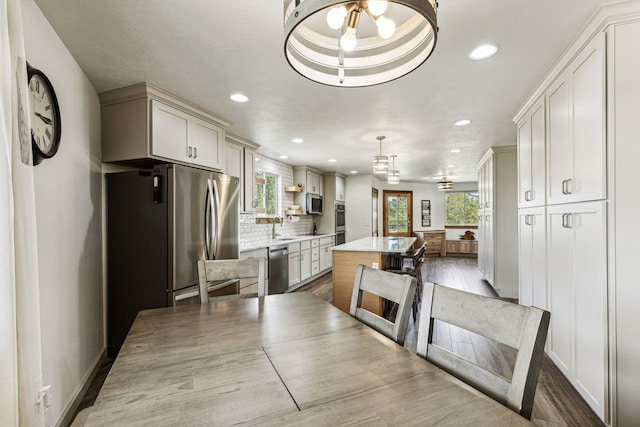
[[74, 257, 603, 427]]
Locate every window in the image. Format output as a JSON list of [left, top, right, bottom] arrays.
[[255, 171, 279, 216], [445, 191, 479, 226]]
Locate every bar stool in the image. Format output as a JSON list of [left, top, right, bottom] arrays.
[[386, 243, 426, 321]]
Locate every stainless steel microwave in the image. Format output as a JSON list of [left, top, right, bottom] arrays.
[[306, 193, 323, 215]]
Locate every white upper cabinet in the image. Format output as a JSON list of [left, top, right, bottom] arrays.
[[151, 100, 224, 170], [307, 170, 323, 196], [335, 176, 345, 202], [188, 115, 224, 170], [224, 134, 259, 212], [101, 83, 229, 170], [547, 34, 606, 205], [517, 98, 546, 207], [478, 153, 494, 211]]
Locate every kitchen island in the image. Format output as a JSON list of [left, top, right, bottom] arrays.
[[332, 236, 416, 315]]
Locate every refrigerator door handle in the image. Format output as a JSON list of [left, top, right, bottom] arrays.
[[212, 178, 221, 259], [205, 178, 215, 259]]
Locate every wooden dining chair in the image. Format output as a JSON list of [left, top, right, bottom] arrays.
[[350, 264, 417, 346], [196, 257, 266, 304], [416, 282, 550, 419]]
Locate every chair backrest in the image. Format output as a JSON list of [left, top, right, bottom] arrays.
[[390, 242, 426, 271], [196, 258, 266, 304], [416, 282, 550, 419], [350, 264, 417, 345]]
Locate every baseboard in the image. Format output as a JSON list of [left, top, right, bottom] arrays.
[[55, 348, 106, 427]]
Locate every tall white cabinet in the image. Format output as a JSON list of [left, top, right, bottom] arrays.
[[546, 202, 607, 418], [516, 31, 607, 422], [514, 4, 640, 423], [608, 17, 640, 427], [517, 207, 546, 310], [224, 134, 259, 212], [476, 146, 518, 299]]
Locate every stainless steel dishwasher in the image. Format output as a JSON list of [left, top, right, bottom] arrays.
[[268, 244, 289, 294]]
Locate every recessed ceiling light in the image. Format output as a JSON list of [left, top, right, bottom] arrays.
[[469, 44, 499, 60], [350, 170, 358, 174], [450, 149, 461, 153], [454, 119, 471, 126], [328, 159, 337, 163], [230, 93, 249, 103], [291, 138, 304, 143], [279, 155, 289, 159]]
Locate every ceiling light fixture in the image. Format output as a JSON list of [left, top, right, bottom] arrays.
[[388, 155, 400, 184], [373, 135, 389, 174], [283, 0, 438, 87], [454, 119, 471, 126], [469, 44, 499, 60], [450, 149, 461, 153], [328, 159, 337, 163], [437, 177, 454, 191], [230, 93, 249, 103], [279, 155, 289, 159], [292, 137, 304, 143], [350, 170, 358, 174]]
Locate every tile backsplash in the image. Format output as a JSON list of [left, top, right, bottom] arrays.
[[239, 213, 315, 249]]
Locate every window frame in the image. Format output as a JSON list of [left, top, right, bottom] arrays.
[[255, 170, 280, 217], [444, 190, 479, 227]]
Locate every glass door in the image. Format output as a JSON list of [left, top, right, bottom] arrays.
[[383, 190, 413, 237]]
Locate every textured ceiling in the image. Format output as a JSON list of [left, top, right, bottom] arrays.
[[34, 0, 611, 183]]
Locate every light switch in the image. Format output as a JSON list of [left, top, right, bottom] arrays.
[[372, 262, 379, 269]]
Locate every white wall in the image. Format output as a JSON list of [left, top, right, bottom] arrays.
[[22, 0, 104, 425]]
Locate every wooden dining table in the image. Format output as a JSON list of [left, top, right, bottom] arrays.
[[85, 292, 532, 426]]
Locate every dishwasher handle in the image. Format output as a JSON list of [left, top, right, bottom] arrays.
[[269, 247, 288, 256]]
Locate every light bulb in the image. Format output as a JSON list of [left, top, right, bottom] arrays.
[[367, 0, 388, 16], [376, 16, 395, 39], [326, 6, 348, 30], [340, 27, 357, 51]]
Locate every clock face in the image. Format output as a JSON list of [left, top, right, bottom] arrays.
[[28, 68, 61, 164]]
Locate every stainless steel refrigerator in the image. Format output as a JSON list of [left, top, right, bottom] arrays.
[[106, 164, 239, 356]]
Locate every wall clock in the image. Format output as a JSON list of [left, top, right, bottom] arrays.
[[27, 64, 61, 165]]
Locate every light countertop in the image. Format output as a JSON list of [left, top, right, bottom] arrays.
[[332, 236, 416, 253], [240, 233, 336, 252]]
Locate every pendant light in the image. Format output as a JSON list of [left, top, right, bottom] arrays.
[[437, 177, 453, 191], [373, 136, 389, 174], [284, 0, 438, 87], [388, 155, 400, 184]]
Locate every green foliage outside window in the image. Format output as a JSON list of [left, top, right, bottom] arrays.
[[387, 196, 408, 233], [445, 191, 479, 225], [256, 171, 279, 216]]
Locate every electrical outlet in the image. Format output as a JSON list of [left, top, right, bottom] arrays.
[[372, 262, 379, 269]]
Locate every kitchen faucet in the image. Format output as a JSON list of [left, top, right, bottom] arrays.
[[272, 216, 283, 239]]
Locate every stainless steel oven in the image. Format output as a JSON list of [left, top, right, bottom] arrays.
[[335, 202, 345, 232]]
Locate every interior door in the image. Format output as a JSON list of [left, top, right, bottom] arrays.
[[383, 190, 413, 237]]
